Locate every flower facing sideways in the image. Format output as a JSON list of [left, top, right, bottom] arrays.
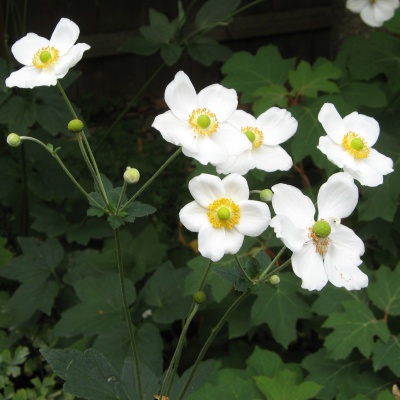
[[270, 172, 368, 291], [152, 71, 251, 165], [215, 108, 298, 175], [346, 0, 399, 27], [318, 103, 393, 187], [179, 174, 271, 262], [6, 18, 90, 89]]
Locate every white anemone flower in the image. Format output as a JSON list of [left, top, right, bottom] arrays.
[[215, 108, 298, 175], [6, 18, 90, 89], [179, 173, 271, 262], [346, 0, 399, 27], [318, 103, 393, 187], [152, 71, 251, 165], [270, 172, 368, 291]]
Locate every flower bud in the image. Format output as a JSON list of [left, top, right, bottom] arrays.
[[269, 275, 280, 285], [123, 167, 140, 184], [193, 290, 206, 304], [7, 133, 21, 147], [67, 119, 84, 133], [260, 189, 273, 202]]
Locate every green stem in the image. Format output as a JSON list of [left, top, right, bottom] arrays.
[[57, 81, 78, 118], [114, 228, 143, 400], [198, 259, 213, 291], [257, 246, 287, 281], [116, 181, 128, 214], [159, 304, 200, 398], [259, 258, 292, 283], [120, 147, 182, 211], [234, 254, 253, 283], [19, 136, 105, 210], [177, 290, 252, 400], [19, 145, 28, 236]]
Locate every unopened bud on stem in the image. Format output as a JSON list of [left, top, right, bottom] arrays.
[[7, 133, 21, 147], [193, 290, 206, 304], [260, 189, 273, 202], [123, 167, 140, 184], [269, 275, 280, 285], [68, 119, 84, 133]]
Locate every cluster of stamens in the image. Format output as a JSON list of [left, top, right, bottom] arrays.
[[342, 131, 370, 159], [241, 126, 263, 149], [207, 198, 240, 229], [188, 108, 218, 136], [32, 46, 59, 69]]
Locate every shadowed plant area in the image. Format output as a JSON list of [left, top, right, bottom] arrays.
[[0, 0, 400, 399]]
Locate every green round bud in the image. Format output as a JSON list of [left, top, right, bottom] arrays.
[[39, 50, 52, 63], [123, 167, 140, 184], [67, 119, 84, 133], [269, 275, 280, 285], [193, 290, 206, 304], [197, 114, 211, 129], [260, 189, 273, 202], [7, 133, 21, 147], [244, 130, 256, 143], [350, 138, 364, 151], [313, 220, 331, 238], [217, 207, 230, 221]]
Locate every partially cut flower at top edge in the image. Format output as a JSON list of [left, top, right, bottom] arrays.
[[152, 71, 251, 165], [6, 18, 90, 89], [215, 107, 298, 175], [179, 173, 271, 262], [317, 103, 393, 187], [346, 0, 399, 27], [270, 172, 368, 291]]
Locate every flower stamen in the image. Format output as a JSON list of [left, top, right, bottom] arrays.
[[189, 108, 218, 136], [241, 126, 263, 149], [207, 198, 240, 229], [32, 46, 59, 69], [342, 131, 370, 159], [308, 220, 331, 256]]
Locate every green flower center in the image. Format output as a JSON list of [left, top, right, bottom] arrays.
[[39, 50, 52, 63], [244, 130, 256, 143], [312, 220, 331, 238], [197, 114, 211, 129], [350, 138, 364, 151], [217, 207, 231, 221]]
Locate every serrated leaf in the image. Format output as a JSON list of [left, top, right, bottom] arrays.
[[0, 95, 36, 135], [250, 272, 311, 348], [367, 265, 400, 316], [30, 203, 69, 237], [253, 83, 289, 116], [246, 346, 283, 377], [187, 36, 231, 66], [323, 300, 390, 359], [255, 370, 321, 400], [107, 215, 125, 230], [195, 0, 240, 29], [67, 218, 112, 245], [124, 202, 156, 218], [94, 174, 113, 197], [87, 207, 105, 218], [289, 59, 341, 98], [160, 43, 182, 66], [120, 36, 160, 55], [372, 335, 400, 376], [221, 45, 296, 103], [341, 82, 387, 108]]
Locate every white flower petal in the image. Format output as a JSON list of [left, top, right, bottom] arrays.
[[318, 103, 348, 144], [270, 214, 309, 252], [317, 172, 358, 220], [198, 224, 227, 262], [346, 0, 368, 13], [11, 33, 49, 66], [211, 123, 252, 157], [216, 150, 255, 175], [164, 71, 197, 120], [343, 112, 380, 147], [54, 43, 90, 77], [318, 135, 356, 169], [6, 66, 57, 88], [257, 107, 298, 145], [252, 144, 293, 172], [50, 18, 80, 55], [179, 201, 208, 232], [291, 242, 328, 291], [196, 136, 228, 165], [235, 200, 271, 236], [197, 84, 238, 122], [225, 229, 245, 254], [227, 109, 257, 130], [364, 148, 394, 175], [271, 184, 315, 229], [188, 174, 225, 208], [360, 3, 383, 26], [222, 174, 250, 202]]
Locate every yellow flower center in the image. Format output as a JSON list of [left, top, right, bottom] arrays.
[[207, 198, 240, 229], [241, 126, 263, 149], [189, 108, 218, 136], [308, 220, 331, 256], [32, 46, 59, 69], [342, 131, 370, 159]]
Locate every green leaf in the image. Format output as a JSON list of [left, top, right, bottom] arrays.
[[195, 0, 240, 29], [30, 203, 69, 237], [367, 265, 400, 316], [107, 215, 125, 230], [124, 202, 156, 219], [341, 82, 387, 108], [187, 36, 232, 66], [255, 370, 321, 400], [67, 218, 112, 245], [372, 335, 400, 376], [289, 59, 341, 98], [140, 8, 174, 43], [383, 7, 400, 33], [302, 348, 360, 400], [253, 83, 289, 116], [250, 272, 311, 348], [160, 43, 182, 66], [221, 45, 296, 103], [94, 174, 113, 196], [120, 36, 160, 55], [0, 95, 36, 135], [40, 348, 159, 400], [246, 346, 283, 377], [87, 207, 105, 218], [323, 300, 391, 359], [0, 238, 12, 267]]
